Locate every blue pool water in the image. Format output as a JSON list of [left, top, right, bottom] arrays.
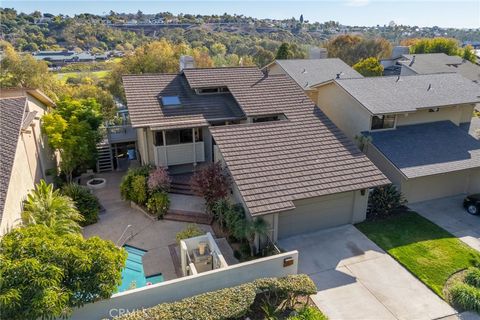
[[117, 245, 164, 292]]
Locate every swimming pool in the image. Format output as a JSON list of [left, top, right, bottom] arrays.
[[117, 245, 163, 292]]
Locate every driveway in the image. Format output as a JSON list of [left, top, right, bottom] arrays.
[[278, 225, 457, 320], [410, 195, 480, 252]]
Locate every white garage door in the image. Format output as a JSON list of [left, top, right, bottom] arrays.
[[278, 192, 354, 239]]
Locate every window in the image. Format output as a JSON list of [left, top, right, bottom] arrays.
[[179, 129, 193, 143], [197, 87, 230, 95], [161, 96, 181, 107], [371, 115, 396, 130], [163, 128, 202, 145], [154, 131, 164, 146], [252, 115, 280, 123]]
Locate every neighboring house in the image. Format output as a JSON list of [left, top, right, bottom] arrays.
[[264, 58, 363, 103], [0, 88, 56, 235], [315, 73, 480, 203], [383, 52, 480, 83], [123, 63, 388, 241]]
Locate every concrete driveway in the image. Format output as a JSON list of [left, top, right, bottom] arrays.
[[410, 195, 480, 252], [278, 225, 457, 320]]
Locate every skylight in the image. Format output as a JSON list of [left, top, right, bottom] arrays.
[[161, 96, 181, 107]]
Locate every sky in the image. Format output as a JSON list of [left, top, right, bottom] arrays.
[[2, 0, 480, 29]]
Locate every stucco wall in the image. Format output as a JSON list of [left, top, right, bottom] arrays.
[[1, 95, 55, 235], [70, 250, 299, 320], [365, 144, 404, 187], [267, 63, 286, 75], [316, 82, 372, 141], [396, 105, 474, 127], [469, 169, 480, 194], [276, 190, 368, 240], [402, 170, 470, 203], [136, 128, 147, 165]]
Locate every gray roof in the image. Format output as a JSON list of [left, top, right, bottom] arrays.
[[122, 73, 245, 128], [0, 97, 27, 219], [399, 53, 480, 83], [367, 121, 480, 178], [271, 58, 363, 89], [335, 73, 480, 114]]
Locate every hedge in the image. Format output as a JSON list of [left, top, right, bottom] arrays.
[[116, 274, 317, 320]]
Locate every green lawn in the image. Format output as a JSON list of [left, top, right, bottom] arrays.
[[56, 70, 110, 81], [356, 212, 480, 298]]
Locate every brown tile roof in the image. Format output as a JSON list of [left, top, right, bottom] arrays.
[[183, 67, 263, 89], [125, 66, 389, 216], [0, 97, 27, 219], [122, 73, 245, 128], [211, 110, 389, 216]]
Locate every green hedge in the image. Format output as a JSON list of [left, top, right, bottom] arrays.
[[465, 268, 480, 289], [450, 282, 480, 312], [116, 274, 317, 320], [61, 183, 100, 226]]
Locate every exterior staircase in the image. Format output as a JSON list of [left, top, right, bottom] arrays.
[[170, 174, 197, 196], [96, 141, 114, 172]]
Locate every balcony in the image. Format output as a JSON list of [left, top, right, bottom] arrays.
[[154, 142, 205, 167], [105, 125, 137, 143]]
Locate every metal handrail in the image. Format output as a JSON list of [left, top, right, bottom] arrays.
[[116, 224, 135, 247]]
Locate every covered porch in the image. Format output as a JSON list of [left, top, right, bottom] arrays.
[[138, 124, 212, 169]]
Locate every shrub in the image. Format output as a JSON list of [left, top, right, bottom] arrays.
[[116, 274, 317, 320], [147, 192, 170, 219], [62, 183, 100, 226], [449, 282, 480, 312], [288, 306, 328, 320], [191, 162, 231, 211], [120, 166, 152, 201], [368, 184, 407, 219], [116, 282, 257, 320], [131, 175, 148, 205], [147, 167, 171, 192], [465, 268, 480, 289], [176, 224, 205, 244]]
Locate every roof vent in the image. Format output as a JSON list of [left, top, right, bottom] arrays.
[[336, 72, 344, 79], [409, 55, 416, 66], [427, 83, 432, 91], [301, 68, 307, 74], [396, 75, 400, 82]]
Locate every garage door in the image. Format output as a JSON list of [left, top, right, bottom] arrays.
[[278, 192, 354, 239], [403, 170, 470, 203]]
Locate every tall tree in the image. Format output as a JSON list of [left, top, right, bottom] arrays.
[[0, 224, 127, 319], [276, 43, 293, 59], [325, 35, 392, 65], [402, 37, 476, 63], [42, 98, 103, 182]]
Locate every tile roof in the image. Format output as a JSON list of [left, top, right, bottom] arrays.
[[366, 121, 480, 179], [399, 53, 480, 83], [182, 67, 263, 89], [335, 73, 480, 114], [271, 58, 363, 89], [0, 97, 27, 219], [125, 66, 389, 216], [122, 73, 245, 128], [211, 109, 389, 216]]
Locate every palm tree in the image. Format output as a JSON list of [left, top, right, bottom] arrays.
[[22, 180, 83, 234], [234, 218, 269, 257]]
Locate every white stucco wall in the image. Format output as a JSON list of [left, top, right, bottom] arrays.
[[315, 82, 372, 141], [70, 250, 299, 320], [396, 104, 474, 127]]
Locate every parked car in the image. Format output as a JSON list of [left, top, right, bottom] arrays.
[[464, 194, 480, 215]]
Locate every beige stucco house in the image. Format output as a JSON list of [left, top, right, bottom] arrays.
[[0, 88, 56, 235], [313, 73, 480, 203], [123, 63, 388, 241]]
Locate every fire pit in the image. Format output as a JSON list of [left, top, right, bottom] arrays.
[[86, 178, 106, 190]]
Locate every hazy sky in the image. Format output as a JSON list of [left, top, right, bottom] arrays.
[[2, 0, 480, 28]]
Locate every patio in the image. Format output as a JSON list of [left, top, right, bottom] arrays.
[[82, 171, 213, 281]]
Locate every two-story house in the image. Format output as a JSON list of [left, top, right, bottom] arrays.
[[123, 63, 389, 241], [0, 88, 57, 235], [314, 73, 480, 203]]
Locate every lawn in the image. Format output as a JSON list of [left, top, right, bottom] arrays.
[[356, 211, 480, 298], [56, 70, 110, 81]]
